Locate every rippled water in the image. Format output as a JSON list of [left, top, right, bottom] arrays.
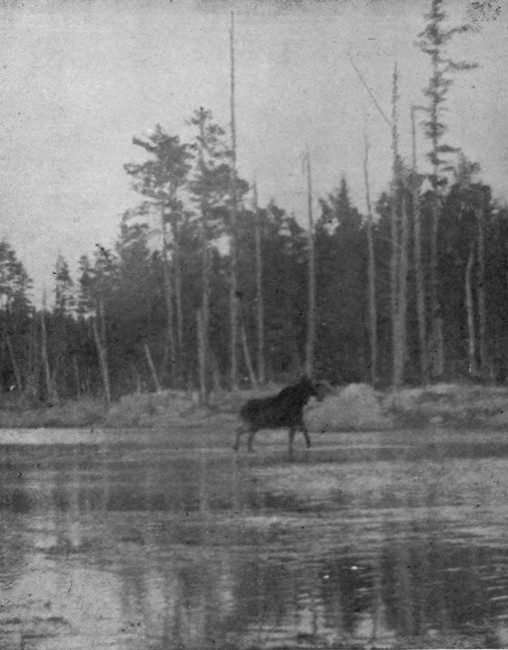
[[1, 427, 508, 649]]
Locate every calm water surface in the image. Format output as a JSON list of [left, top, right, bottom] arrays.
[[1, 427, 508, 649]]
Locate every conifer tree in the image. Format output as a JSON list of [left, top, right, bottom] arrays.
[[416, 0, 477, 378]]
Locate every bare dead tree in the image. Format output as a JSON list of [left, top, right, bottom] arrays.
[[6, 335, 22, 392], [465, 245, 478, 377], [390, 64, 404, 387], [93, 296, 111, 405], [304, 146, 316, 378], [394, 190, 410, 386], [160, 207, 177, 387], [197, 310, 206, 404], [363, 136, 378, 385], [253, 180, 265, 385], [411, 105, 429, 383], [476, 202, 488, 376], [241, 323, 258, 388], [229, 11, 239, 390], [40, 293, 56, 401], [144, 342, 161, 392]]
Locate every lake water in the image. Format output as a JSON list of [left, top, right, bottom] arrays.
[[1, 426, 508, 649]]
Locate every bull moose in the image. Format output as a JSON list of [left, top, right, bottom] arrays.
[[233, 376, 329, 459]]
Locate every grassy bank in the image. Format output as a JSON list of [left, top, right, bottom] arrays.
[[1, 381, 508, 430]]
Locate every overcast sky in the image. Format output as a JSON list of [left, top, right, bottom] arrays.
[[0, 0, 507, 302]]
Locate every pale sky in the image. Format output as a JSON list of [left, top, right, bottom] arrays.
[[0, 0, 507, 302]]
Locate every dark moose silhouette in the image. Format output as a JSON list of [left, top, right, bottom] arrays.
[[234, 376, 329, 458]]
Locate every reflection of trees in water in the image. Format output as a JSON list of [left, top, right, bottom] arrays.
[[3, 440, 508, 648], [0, 445, 52, 587], [318, 552, 374, 634], [380, 540, 501, 636], [226, 555, 296, 632]]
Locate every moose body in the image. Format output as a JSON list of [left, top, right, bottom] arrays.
[[233, 377, 328, 458]]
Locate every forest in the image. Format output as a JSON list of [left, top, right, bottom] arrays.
[[1, 0, 507, 405]]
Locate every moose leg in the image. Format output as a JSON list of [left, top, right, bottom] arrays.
[[247, 428, 258, 453], [288, 427, 296, 460], [301, 425, 311, 449], [233, 424, 246, 451]]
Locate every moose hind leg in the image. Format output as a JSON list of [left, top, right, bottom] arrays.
[[301, 425, 311, 449], [247, 428, 258, 452], [234, 424, 246, 451], [288, 427, 297, 460]]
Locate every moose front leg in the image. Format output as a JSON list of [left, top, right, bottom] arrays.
[[233, 424, 246, 451], [247, 428, 258, 452], [288, 427, 296, 461], [301, 425, 311, 449]]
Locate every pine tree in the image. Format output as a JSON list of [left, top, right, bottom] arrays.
[[416, 0, 477, 379], [125, 125, 191, 386]]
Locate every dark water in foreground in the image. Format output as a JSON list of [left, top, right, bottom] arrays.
[[1, 428, 508, 649]]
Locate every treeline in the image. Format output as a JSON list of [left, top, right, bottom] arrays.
[[1, 0, 507, 403], [1, 154, 507, 401]]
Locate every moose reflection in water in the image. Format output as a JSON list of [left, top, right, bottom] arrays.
[[233, 376, 330, 458]]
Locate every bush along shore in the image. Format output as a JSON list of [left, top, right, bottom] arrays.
[[2, 382, 508, 430]]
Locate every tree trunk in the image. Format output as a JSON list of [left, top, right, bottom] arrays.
[[144, 342, 162, 392], [172, 224, 185, 379], [429, 198, 444, 379], [465, 245, 478, 377], [241, 323, 258, 388], [253, 180, 265, 385], [27, 316, 39, 400], [73, 356, 81, 399], [229, 11, 239, 391], [476, 205, 487, 377], [199, 135, 211, 400], [210, 350, 222, 396], [304, 147, 316, 378], [363, 138, 378, 385], [390, 64, 402, 386], [161, 206, 176, 387], [92, 299, 111, 405], [393, 192, 409, 387], [40, 302, 56, 401], [196, 310, 206, 404], [411, 106, 428, 384], [6, 335, 22, 392]]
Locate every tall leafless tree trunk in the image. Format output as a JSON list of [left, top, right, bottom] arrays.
[[411, 106, 429, 384], [394, 192, 410, 387], [195, 115, 211, 401], [6, 335, 22, 392], [161, 206, 176, 387], [465, 245, 478, 377], [196, 310, 206, 404], [93, 297, 111, 404], [429, 198, 444, 379], [171, 219, 184, 377], [304, 146, 316, 378], [390, 64, 404, 386], [363, 137, 378, 385], [476, 204, 488, 377], [229, 11, 239, 390], [144, 342, 161, 392], [73, 356, 81, 398], [40, 295, 56, 401], [241, 323, 258, 388], [253, 180, 265, 385], [26, 315, 39, 399]]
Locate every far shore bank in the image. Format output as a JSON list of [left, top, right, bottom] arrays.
[[1, 381, 508, 432]]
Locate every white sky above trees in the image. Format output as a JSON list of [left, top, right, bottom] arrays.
[[0, 0, 506, 302]]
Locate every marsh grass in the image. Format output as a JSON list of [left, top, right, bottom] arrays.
[[1, 381, 508, 431]]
